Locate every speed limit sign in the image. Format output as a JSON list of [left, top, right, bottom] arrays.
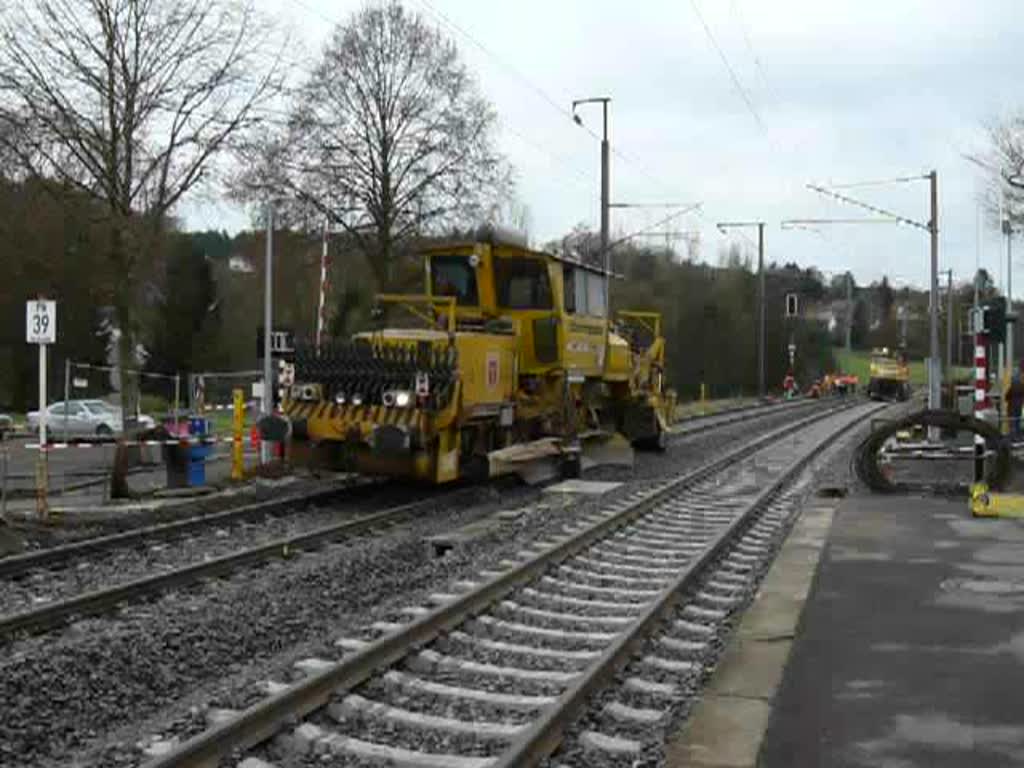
[[26, 300, 56, 344]]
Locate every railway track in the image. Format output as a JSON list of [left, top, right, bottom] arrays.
[[0, 475, 375, 580], [667, 395, 812, 438], [0, 396, 809, 582], [0, 397, 828, 641], [141, 399, 882, 768], [0, 485, 481, 640]]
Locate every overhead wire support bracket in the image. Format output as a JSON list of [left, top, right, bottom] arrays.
[[824, 173, 931, 189], [781, 217, 900, 228], [806, 183, 929, 230], [608, 202, 702, 209]]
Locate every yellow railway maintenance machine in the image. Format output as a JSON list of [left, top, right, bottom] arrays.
[[867, 347, 911, 401], [278, 225, 675, 484]]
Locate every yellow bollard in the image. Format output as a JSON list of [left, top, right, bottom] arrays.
[[970, 482, 1024, 518], [232, 388, 245, 481]]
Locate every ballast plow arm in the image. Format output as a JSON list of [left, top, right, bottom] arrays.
[[375, 294, 457, 336], [616, 310, 662, 339]]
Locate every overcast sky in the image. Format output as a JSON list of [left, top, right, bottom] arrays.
[[183, 0, 1022, 291]]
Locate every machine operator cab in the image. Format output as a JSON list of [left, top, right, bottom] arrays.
[[423, 224, 629, 381]]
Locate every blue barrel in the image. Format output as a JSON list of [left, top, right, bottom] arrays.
[[185, 417, 213, 486]]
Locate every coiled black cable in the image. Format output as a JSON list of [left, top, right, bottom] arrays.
[[854, 409, 1011, 494]]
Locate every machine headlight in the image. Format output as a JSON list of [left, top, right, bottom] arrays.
[[351, 393, 364, 406], [383, 390, 412, 408], [334, 393, 346, 405]]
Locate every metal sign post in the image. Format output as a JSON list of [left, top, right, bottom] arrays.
[[1, 431, 8, 523], [27, 299, 56, 519], [63, 358, 70, 442]]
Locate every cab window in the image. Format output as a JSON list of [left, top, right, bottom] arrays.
[[563, 266, 576, 312], [586, 272, 607, 317], [431, 255, 478, 305], [495, 258, 553, 310]]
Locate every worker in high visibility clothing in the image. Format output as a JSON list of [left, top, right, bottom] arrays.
[[783, 370, 797, 399]]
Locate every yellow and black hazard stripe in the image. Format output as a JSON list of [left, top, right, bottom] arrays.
[[284, 400, 423, 429]]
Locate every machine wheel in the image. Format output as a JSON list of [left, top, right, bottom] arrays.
[[634, 430, 667, 452], [560, 452, 582, 479], [96, 424, 113, 439]]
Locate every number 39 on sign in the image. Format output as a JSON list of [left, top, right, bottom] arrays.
[[26, 300, 57, 344]]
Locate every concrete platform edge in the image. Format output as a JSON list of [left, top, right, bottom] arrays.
[[663, 499, 840, 767]]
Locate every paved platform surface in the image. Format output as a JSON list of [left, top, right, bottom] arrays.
[[759, 494, 1024, 767]]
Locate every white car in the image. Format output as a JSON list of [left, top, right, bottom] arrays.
[[28, 400, 123, 439]]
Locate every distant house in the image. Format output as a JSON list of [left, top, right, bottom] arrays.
[[228, 254, 255, 274], [807, 299, 851, 333]]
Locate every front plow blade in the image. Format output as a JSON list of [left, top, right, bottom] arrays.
[[488, 438, 564, 485], [581, 431, 635, 471]]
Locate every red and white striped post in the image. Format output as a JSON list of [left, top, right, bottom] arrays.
[[316, 220, 331, 352], [975, 327, 989, 483]]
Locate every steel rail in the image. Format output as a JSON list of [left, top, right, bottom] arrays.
[[0, 486, 478, 640], [142, 399, 872, 768], [1, 396, 811, 580], [669, 394, 814, 438], [0, 476, 376, 580], [492, 401, 885, 766]]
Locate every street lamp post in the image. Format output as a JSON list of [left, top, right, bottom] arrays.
[[1002, 186, 1017, 368], [928, 170, 940, 417], [571, 97, 611, 311], [717, 221, 767, 398]]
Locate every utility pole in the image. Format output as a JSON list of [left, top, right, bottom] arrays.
[[572, 97, 612, 312], [262, 201, 274, 464], [928, 169, 940, 417], [802, 172, 941, 417], [946, 269, 954, 386], [845, 272, 853, 352], [758, 222, 765, 398], [1004, 213, 1014, 368], [717, 221, 767, 398]]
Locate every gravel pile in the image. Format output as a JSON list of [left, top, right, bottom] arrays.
[[0, 400, 836, 768]]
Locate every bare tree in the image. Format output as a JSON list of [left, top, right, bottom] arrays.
[[0, 0, 281, 421], [975, 113, 1024, 227], [236, 1, 511, 286]]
